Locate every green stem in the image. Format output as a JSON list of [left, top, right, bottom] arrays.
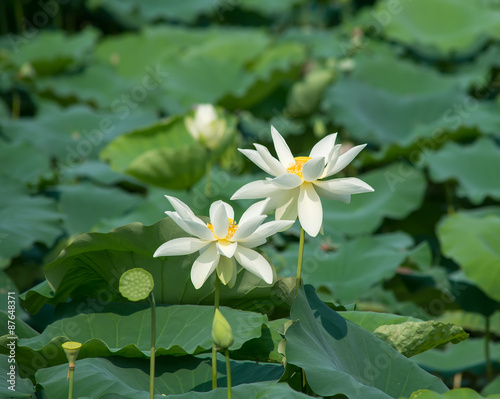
[[68, 367, 74, 399], [225, 349, 232, 399], [486, 316, 492, 382], [295, 227, 305, 295], [212, 275, 221, 389], [149, 293, 156, 399], [205, 161, 212, 197]]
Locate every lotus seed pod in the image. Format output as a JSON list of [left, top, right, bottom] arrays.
[[62, 341, 82, 366]]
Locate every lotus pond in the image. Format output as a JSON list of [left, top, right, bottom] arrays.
[[1, 0, 500, 398]]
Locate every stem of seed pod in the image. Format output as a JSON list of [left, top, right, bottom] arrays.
[[67, 365, 75, 399], [295, 227, 305, 296], [149, 293, 156, 399], [212, 274, 221, 389], [225, 349, 232, 399]]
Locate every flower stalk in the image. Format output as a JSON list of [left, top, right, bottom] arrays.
[[149, 292, 156, 399], [295, 227, 305, 295], [212, 274, 221, 389], [225, 349, 232, 399]]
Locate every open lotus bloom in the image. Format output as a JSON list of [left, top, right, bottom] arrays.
[[185, 104, 226, 149], [231, 126, 374, 237], [153, 196, 293, 289]]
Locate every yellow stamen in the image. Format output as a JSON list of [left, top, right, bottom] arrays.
[[207, 218, 238, 240], [286, 156, 312, 179]]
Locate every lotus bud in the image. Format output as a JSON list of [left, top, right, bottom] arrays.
[[185, 104, 226, 149], [212, 309, 234, 350]]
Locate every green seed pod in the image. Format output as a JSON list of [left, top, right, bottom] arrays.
[[119, 268, 154, 301], [212, 309, 234, 350], [62, 341, 82, 367]]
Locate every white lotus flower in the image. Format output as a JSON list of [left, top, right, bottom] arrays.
[[153, 196, 293, 289], [185, 104, 226, 149], [231, 126, 374, 237]]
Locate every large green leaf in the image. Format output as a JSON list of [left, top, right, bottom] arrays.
[[413, 338, 500, 376], [4, 306, 268, 374], [9, 28, 98, 75], [285, 285, 448, 398], [483, 376, 500, 396], [1, 104, 156, 162], [0, 176, 61, 267], [0, 141, 51, 184], [268, 232, 414, 303], [425, 138, 500, 204], [57, 182, 141, 236], [438, 211, 500, 302], [409, 389, 500, 399], [376, 0, 500, 57], [322, 164, 427, 236], [221, 42, 306, 110], [0, 355, 35, 398], [35, 63, 141, 110], [322, 51, 467, 147], [19, 218, 292, 317], [36, 355, 283, 397]]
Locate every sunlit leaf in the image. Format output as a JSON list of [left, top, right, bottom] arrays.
[[438, 211, 500, 302], [373, 321, 468, 358], [101, 114, 236, 189]]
